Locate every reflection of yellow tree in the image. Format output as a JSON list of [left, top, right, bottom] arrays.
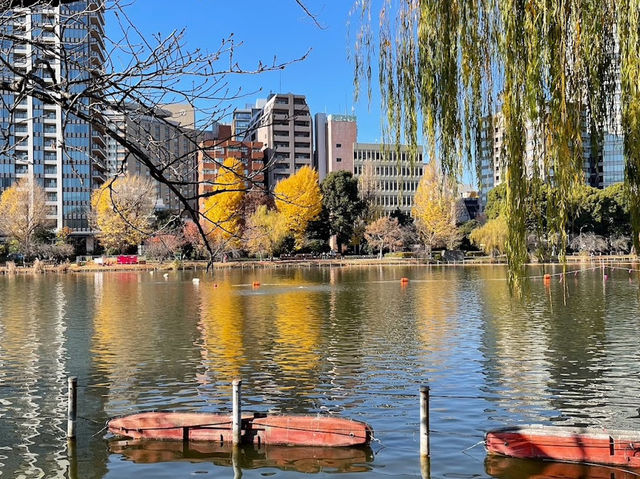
[[92, 273, 149, 405], [273, 277, 322, 380], [415, 269, 459, 355], [478, 267, 552, 410], [198, 278, 246, 383]]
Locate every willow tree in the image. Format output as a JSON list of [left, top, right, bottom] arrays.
[[352, 0, 635, 288]]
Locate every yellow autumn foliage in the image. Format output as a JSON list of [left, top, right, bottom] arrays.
[[412, 162, 461, 250], [244, 204, 287, 258], [0, 177, 49, 256], [470, 215, 508, 256], [201, 157, 246, 248], [91, 175, 156, 253], [273, 166, 322, 247]]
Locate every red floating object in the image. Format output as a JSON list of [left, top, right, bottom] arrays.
[[252, 281, 261, 288], [486, 425, 640, 468], [108, 412, 372, 447], [400, 277, 409, 284]]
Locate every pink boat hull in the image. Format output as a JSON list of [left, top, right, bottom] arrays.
[[108, 412, 372, 447], [486, 425, 640, 468]]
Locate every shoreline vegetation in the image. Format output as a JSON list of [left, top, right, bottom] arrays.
[[0, 255, 637, 275]]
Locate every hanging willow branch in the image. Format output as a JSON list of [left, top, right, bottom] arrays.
[[352, 0, 632, 290]]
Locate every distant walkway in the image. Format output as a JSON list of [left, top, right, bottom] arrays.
[[0, 254, 637, 275]]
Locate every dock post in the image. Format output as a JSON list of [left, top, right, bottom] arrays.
[[420, 385, 430, 457], [67, 376, 77, 440], [232, 379, 242, 445]]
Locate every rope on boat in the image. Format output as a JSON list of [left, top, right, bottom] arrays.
[[92, 423, 109, 438], [118, 420, 233, 431]]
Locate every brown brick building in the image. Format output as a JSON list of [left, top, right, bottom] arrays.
[[197, 138, 265, 212]]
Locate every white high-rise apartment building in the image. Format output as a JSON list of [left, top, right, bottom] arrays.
[[246, 93, 313, 189], [0, 1, 106, 250]]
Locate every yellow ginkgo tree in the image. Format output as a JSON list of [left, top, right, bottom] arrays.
[[273, 166, 322, 248], [412, 162, 461, 254], [91, 174, 156, 253], [0, 177, 49, 257], [201, 157, 246, 252]]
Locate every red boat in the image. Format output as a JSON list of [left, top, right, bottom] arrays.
[[108, 412, 372, 447], [486, 425, 640, 468]]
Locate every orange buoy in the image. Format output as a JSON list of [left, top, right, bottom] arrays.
[[543, 274, 551, 284], [400, 277, 409, 284], [252, 281, 261, 288], [213, 283, 218, 288]]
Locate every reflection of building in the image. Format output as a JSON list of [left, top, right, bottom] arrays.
[[196, 138, 265, 212], [0, 2, 106, 246], [353, 143, 425, 215], [246, 93, 313, 189], [314, 114, 358, 181], [105, 103, 199, 212]]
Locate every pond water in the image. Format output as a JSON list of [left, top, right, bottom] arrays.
[[1, 264, 640, 478]]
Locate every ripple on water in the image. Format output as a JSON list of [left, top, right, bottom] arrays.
[[1, 268, 640, 478]]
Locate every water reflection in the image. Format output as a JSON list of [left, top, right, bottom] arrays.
[[109, 439, 374, 473], [272, 273, 323, 385], [1, 267, 640, 478], [0, 277, 71, 478], [485, 455, 639, 479], [197, 275, 247, 384]]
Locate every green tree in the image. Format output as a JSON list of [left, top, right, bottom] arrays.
[[321, 171, 363, 252]]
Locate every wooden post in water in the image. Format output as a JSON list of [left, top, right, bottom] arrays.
[[232, 379, 242, 445], [67, 376, 77, 440], [420, 385, 430, 457]]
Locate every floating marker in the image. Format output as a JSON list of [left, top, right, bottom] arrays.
[[400, 277, 409, 284], [192, 278, 200, 284], [543, 274, 551, 283], [213, 283, 218, 288], [252, 281, 261, 288]]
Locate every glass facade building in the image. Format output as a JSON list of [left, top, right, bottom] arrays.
[[0, 1, 105, 246]]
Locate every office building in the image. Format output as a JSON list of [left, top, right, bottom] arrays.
[[353, 143, 425, 215], [314, 113, 357, 181], [105, 103, 199, 212], [246, 93, 313, 189], [0, 1, 106, 250]]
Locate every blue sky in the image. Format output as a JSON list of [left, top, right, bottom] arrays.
[[106, 0, 384, 143]]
